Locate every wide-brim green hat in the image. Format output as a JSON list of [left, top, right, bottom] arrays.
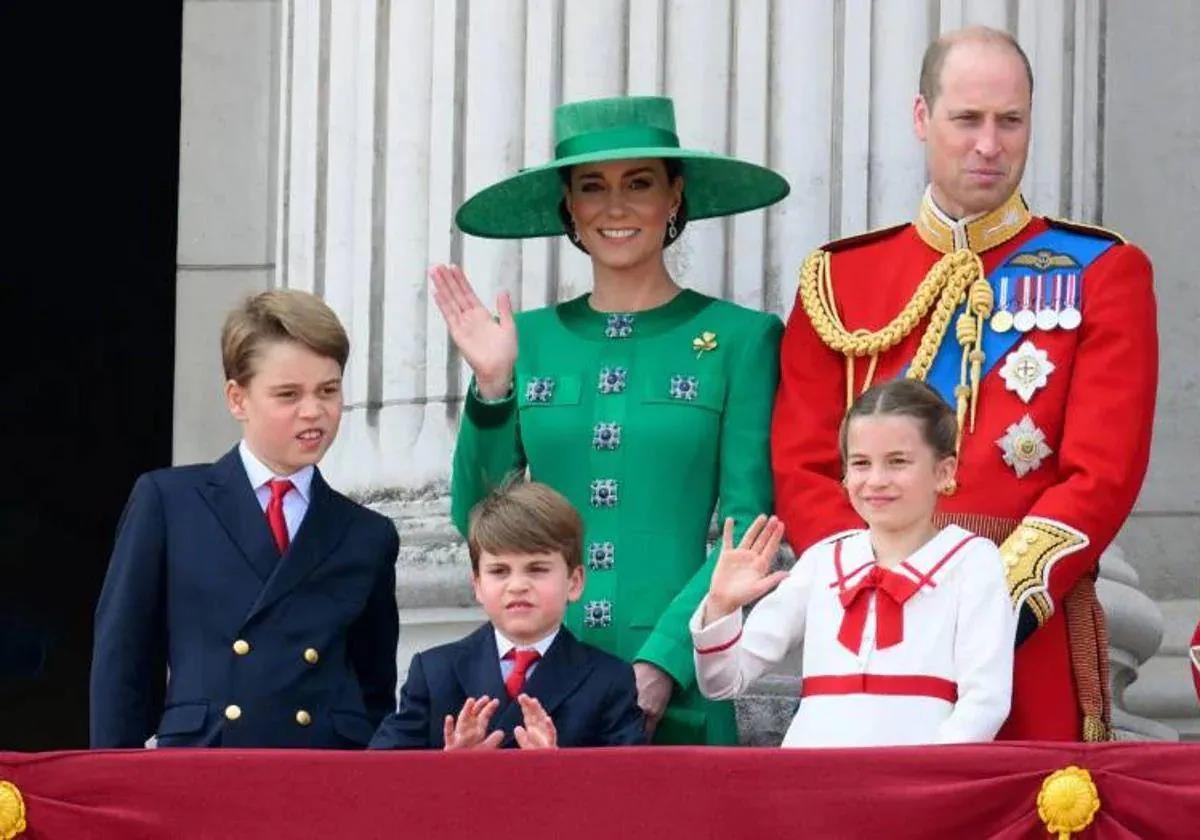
[[455, 96, 790, 239]]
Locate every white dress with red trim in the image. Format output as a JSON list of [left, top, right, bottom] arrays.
[[690, 525, 1016, 747]]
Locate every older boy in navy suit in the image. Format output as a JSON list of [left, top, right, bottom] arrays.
[[370, 482, 644, 749], [90, 290, 399, 749]]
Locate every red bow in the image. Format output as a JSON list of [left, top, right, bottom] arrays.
[[837, 566, 921, 654]]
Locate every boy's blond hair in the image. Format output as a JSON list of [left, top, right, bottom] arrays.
[[221, 290, 350, 385], [467, 480, 583, 573]]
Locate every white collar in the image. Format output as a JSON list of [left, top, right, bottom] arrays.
[[494, 626, 559, 661], [839, 525, 976, 588], [238, 440, 315, 502]]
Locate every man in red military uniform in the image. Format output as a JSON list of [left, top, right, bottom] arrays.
[[771, 26, 1157, 741]]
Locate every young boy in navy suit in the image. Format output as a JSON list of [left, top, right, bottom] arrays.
[[90, 290, 399, 749], [369, 482, 644, 749]]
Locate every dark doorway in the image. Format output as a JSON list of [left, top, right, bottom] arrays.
[[0, 4, 182, 750]]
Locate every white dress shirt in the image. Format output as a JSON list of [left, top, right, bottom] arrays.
[[494, 626, 559, 684], [238, 440, 314, 542]]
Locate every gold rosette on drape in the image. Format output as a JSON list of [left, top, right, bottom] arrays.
[[1037, 766, 1100, 839]]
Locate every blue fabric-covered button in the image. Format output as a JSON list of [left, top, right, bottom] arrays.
[[605, 314, 635, 339], [583, 599, 613, 628], [589, 479, 619, 507], [669, 375, 699, 401], [587, 541, 615, 571], [525, 377, 555, 403], [597, 366, 628, 394], [592, 422, 621, 450]]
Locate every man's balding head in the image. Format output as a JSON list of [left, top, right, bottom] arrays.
[[919, 26, 1033, 109]]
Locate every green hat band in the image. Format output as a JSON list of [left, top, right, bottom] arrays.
[[555, 125, 680, 159]]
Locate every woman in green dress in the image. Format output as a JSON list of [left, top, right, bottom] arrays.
[[432, 95, 789, 744]]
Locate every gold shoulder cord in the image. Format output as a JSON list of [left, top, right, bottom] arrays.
[[799, 248, 990, 451]]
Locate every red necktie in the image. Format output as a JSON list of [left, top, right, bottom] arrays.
[[837, 566, 921, 654], [266, 479, 294, 555], [504, 649, 541, 699]]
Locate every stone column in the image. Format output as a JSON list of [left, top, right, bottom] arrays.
[[1099, 547, 1176, 741]]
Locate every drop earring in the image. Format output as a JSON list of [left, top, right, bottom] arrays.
[[667, 211, 678, 240]]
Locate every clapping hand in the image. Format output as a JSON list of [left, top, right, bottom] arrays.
[[442, 696, 504, 751], [429, 264, 518, 399], [705, 514, 787, 624], [513, 694, 558, 750]]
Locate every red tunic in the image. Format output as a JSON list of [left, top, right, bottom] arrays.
[[771, 196, 1157, 740]]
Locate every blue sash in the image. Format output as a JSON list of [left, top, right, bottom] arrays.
[[915, 227, 1117, 409]]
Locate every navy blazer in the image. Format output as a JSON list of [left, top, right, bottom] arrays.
[[369, 623, 646, 749], [90, 446, 399, 749]]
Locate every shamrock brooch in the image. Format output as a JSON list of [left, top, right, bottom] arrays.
[[692, 331, 718, 358]]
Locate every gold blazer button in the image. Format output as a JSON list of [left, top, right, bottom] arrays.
[[224, 704, 242, 721], [232, 639, 251, 656], [303, 648, 320, 665], [295, 709, 312, 727]]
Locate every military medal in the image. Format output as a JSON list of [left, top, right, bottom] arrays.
[[989, 276, 1014, 333], [1059, 273, 1082, 330], [999, 340, 1055, 403], [1036, 274, 1060, 331], [1013, 275, 1037, 332], [996, 414, 1053, 478]]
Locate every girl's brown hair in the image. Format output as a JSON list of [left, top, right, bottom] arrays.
[[838, 379, 958, 463]]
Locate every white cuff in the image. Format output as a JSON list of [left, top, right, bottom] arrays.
[[689, 596, 744, 654]]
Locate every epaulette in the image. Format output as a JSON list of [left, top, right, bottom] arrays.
[[1044, 217, 1127, 245], [820, 222, 910, 254]]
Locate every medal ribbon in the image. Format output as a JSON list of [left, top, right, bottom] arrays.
[[910, 227, 1119, 410]]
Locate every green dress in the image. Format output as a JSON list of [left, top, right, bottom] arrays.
[[451, 288, 781, 744]]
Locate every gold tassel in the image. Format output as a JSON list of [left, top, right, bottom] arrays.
[[954, 310, 976, 454], [965, 263, 993, 431]]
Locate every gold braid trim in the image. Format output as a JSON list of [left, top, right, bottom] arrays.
[[999, 516, 1090, 625], [799, 248, 989, 448]]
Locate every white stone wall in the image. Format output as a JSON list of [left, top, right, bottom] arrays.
[[1103, 1, 1200, 737]]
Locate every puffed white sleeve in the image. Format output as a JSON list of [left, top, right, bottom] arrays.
[[689, 549, 816, 701], [936, 540, 1017, 743]]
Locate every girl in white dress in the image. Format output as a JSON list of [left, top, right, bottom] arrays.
[[691, 379, 1015, 747]]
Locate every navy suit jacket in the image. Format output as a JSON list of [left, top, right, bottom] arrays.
[[90, 446, 399, 749], [369, 623, 645, 749]]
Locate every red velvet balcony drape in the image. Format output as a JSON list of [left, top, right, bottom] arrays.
[[2, 742, 1198, 839]]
